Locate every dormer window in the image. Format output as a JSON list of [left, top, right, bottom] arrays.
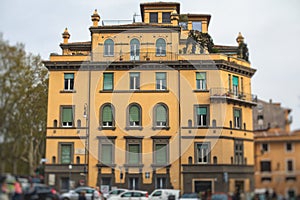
[[150, 12, 158, 23]]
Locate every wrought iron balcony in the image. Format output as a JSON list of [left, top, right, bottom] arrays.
[[210, 87, 257, 106]]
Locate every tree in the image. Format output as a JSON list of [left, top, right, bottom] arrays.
[[0, 34, 48, 175], [186, 30, 215, 54]]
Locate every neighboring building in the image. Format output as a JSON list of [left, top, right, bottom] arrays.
[[44, 2, 257, 193], [253, 100, 299, 198]]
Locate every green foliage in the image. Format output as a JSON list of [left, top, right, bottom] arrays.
[[0, 34, 48, 175], [186, 30, 215, 53], [237, 42, 250, 62]]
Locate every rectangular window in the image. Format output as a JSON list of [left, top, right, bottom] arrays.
[[195, 106, 208, 126], [192, 21, 202, 32], [262, 143, 269, 152], [130, 72, 140, 90], [103, 73, 113, 91], [64, 73, 74, 91], [234, 140, 244, 165], [232, 75, 239, 96], [101, 144, 113, 165], [179, 22, 188, 30], [196, 72, 206, 90], [260, 161, 271, 172], [60, 143, 72, 164], [162, 12, 171, 23], [233, 108, 241, 129], [62, 106, 74, 127], [196, 143, 209, 164], [150, 12, 158, 23], [286, 143, 292, 152], [128, 144, 140, 164], [156, 72, 167, 90], [287, 160, 293, 172], [155, 144, 168, 164]]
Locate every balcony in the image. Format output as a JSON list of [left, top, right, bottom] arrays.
[[210, 87, 257, 106]]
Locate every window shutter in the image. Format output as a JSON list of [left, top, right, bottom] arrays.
[[129, 144, 139, 164], [156, 105, 167, 122], [64, 73, 74, 79], [155, 144, 167, 164], [156, 73, 166, 80], [196, 72, 206, 80], [104, 73, 113, 90], [197, 107, 207, 115], [233, 76, 239, 86], [103, 106, 112, 122], [101, 144, 112, 164], [130, 106, 139, 122], [62, 108, 73, 122], [234, 110, 240, 117], [61, 145, 71, 164]]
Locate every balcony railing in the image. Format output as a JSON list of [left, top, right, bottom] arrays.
[[210, 87, 257, 105]]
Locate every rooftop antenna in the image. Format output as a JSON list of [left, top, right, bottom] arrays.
[[133, 12, 141, 23]]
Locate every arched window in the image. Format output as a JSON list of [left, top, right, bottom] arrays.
[[154, 104, 168, 127], [188, 156, 193, 164], [52, 156, 56, 164], [76, 156, 80, 164], [104, 39, 114, 56], [101, 104, 114, 127], [128, 104, 141, 127], [156, 38, 166, 56], [53, 120, 58, 127], [213, 156, 218, 164], [130, 39, 140, 60], [77, 119, 81, 128]]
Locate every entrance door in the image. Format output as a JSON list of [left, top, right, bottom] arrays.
[[129, 177, 139, 190]]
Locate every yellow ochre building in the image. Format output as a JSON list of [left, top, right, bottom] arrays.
[[43, 2, 257, 194]]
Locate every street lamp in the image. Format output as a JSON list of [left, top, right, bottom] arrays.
[[68, 164, 72, 190], [83, 103, 89, 185]]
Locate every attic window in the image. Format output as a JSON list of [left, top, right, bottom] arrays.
[[162, 12, 171, 23], [192, 21, 202, 32], [150, 12, 158, 23]]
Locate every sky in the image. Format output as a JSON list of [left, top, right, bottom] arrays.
[[1, 0, 300, 130]]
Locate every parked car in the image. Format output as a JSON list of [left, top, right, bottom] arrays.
[[23, 183, 59, 200], [107, 190, 148, 200], [179, 193, 201, 200], [60, 186, 100, 200], [210, 193, 232, 200], [149, 189, 180, 200], [103, 189, 128, 200]]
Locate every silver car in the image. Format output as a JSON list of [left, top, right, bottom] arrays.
[[60, 186, 100, 200]]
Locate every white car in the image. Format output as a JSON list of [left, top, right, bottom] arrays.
[[107, 190, 148, 200], [60, 186, 100, 200], [103, 189, 128, 199]]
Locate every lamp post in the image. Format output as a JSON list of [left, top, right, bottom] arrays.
[[68, 164, 72, 190], [83, 103, 89, 185]]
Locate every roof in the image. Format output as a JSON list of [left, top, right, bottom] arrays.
[[140, 2, 181, 22], [60, 41, 91, 51], [214, 45, 238, 54], [185, 14, 211, 26]]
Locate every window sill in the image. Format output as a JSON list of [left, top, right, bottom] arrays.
[[156, 55, 166, 57], [60, 90, 76, 93], [193, 90, 209, 93], [152, 126, 170, 130], [96, 163, 116, 168], [151, 163, 171, 168], [60, 126, 76, 129], [123, 163, 144, 168], [100, 90, 170, 93], [103, 55, 115, 57], [98, 126, 116, 131], [125, 126, 143, 131]]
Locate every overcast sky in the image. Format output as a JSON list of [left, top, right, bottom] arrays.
[[1, 0, 300, 130]]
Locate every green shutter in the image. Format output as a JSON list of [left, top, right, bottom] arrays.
[[234, 109, 240, 117], [102, 106, 112, 122], [156, 105, 166, 122], [129, 106, 139, 122], [61, 144, 71, 164], [129, 144, 139, 164], [101, 144, 112, 164], [233, 76, 239, 86], [155, 144, 167, 164], [64, 73, 74, 79], [196, 72, 206, 80], [197, 107, 207, 115], [130, 72, 139, 77], [104, 73, 113, 90], [156, 73, 166, 80], [62, 108, 73, 122]]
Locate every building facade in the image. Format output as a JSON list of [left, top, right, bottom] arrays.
[[44, 2, 257, 193], [253, 100, 299, 198]]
